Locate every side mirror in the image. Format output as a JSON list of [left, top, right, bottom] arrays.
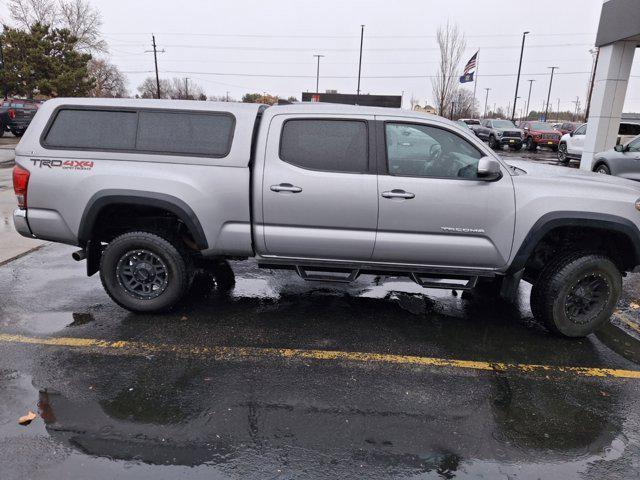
[[569, 131, 574, 137], [477, 157, 502, 181], [614, 144, 625, 152]]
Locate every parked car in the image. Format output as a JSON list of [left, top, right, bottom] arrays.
[[557, 123, 587, 164], [520, 121, 561, 152], [555, 122, 581, 136], [459, 118, 482, 135], [591, 134, 640, 179], [618, 122, 640, 146], [456, 119, 472, 131], [475, 119, 523, 151], [12, 98, 640, 337], [0, 98, 39, 137]]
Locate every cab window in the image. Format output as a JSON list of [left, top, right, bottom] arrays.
[[573, 124, 587, 136], [627, 137, 640, 152], [385, 123, 483, 179]]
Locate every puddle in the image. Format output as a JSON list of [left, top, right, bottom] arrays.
[[17, 312, 94, 334]]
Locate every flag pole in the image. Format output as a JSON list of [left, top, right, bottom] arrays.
[[473, 49, 480, 116]]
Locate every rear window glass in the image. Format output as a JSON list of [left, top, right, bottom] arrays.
[[280, 119, 368, 173], [136, 111, 234, 157], [45, 109, 137, 150]]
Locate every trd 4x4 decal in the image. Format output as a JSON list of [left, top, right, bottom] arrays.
[[31, 159, 94, 170]]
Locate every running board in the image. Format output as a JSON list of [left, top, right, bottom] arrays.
[[410, 273, 478, 290], [295, 266, 360, 283]]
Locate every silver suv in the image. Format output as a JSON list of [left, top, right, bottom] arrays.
[[12, 98, 640, 337], [475, 119, 524, 151]]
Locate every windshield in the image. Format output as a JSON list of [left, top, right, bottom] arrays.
[[492, 120, 516, 128], [529, 122, 555, 131]]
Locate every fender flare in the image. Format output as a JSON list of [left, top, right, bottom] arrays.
[[508, 211, 640, 274], [78, 189, 209, 250]]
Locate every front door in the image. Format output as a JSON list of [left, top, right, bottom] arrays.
[[261, 115, 378, 261], [568, 124, 587, 156], [373, 119, 516, 269]]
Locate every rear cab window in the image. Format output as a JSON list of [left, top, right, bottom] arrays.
[[42, 107, 235, 157], [279, 119, 368, 173]]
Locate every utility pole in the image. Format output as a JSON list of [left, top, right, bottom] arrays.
[[313, 54, 324, 95], [184, 77, 189, 99], [585, 48, 599, 120], [0, 32, 6, 100], [525, 79, 535, 121], [356, 24, 365, 103], [146, 35, 165, 99], [483, 88, 491, 118], [556, 98, 560, 122], [544, 66, 558, 122], [571, 96, 580, 121], [512, 31, 530, 121], [226, 91, 230, 102]]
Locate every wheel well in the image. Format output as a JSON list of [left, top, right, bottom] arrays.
[[89, 203, 200, 250], [592, 159, 607, 171], [523, 225, 637, 282]]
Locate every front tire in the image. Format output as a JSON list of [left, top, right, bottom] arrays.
[[509, 144, 523, 151], [488, 135, 499, 150], [100, 231, 193, 312], [595, 164, 611, 175], [530, 252, 621, 337], [10, 128, 25, 137], [557, 143, 569, 163]]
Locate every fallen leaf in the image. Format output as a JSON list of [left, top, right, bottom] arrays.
[[630, 302, 639, 310], [180, 316, 188, 321], [18, 411, 37, 426]]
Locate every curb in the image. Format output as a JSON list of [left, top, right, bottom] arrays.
[[596, 312, 640, 365]]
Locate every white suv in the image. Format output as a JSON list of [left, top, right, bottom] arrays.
[[557, 123, 587, 164]]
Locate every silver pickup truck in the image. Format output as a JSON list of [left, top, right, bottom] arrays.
[[12, 98, 640, 337]]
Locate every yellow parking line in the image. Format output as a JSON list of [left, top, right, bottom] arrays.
[[1, 332, 640, 379]]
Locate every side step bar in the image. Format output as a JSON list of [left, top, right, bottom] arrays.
[[410, 273, 478, 290], [295, 266, 360, 283]]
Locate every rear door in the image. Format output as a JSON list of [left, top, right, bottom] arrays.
[[373, 118, 516, 269], [261, 114, 378, 261]]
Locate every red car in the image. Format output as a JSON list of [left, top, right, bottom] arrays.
[[555, 121, 581, 136], [520, 121, 562, 152]]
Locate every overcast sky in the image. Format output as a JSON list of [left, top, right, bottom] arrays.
[[2, 0, 639, 113]]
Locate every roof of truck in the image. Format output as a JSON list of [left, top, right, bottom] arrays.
[[40, 97, 265, 113], [267, 102, 443, 121]]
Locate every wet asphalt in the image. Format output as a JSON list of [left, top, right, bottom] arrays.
[[1, 241, 640, 480]]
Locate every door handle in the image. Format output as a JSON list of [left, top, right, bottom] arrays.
[[270, 183, 302, 193], [381, 189, 415, 199]]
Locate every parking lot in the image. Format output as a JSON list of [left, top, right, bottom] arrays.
[[1, 226, 640, 479]]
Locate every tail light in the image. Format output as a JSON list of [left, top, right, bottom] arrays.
[[12, 165, 30, 209], [7, 108, 15, 120]]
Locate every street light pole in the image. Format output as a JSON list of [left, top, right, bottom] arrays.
[[544, 66, 558, 121], [313, 54, 324, 95], [512, 31, 529, 121], [483, 88, 491, 118], [525, 79, 535, 121], [356, 24, 365, 104]]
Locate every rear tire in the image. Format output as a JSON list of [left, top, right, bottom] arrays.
[[530, 252, 621, 337], [100, 231, 193, 312]]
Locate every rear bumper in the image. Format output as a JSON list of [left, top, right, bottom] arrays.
[[12, 208, 33, 238]]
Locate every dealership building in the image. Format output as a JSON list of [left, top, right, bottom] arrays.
[[581, 0, 640, 169]]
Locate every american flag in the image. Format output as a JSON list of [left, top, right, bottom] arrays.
[[463, 51, 478, 74]]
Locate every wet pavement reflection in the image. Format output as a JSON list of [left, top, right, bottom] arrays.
[[1, 244, 639, 479]]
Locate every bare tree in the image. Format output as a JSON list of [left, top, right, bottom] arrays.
[[8, 0, 106, 53], [59, 0, 107, 52], [452, 88, 477, 119], [87, 59, 127, 97], [137, 77, 173, 99], [168, 77, 206, 100], [431, 20, 466, 117], [7, 0, 57, 29]]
